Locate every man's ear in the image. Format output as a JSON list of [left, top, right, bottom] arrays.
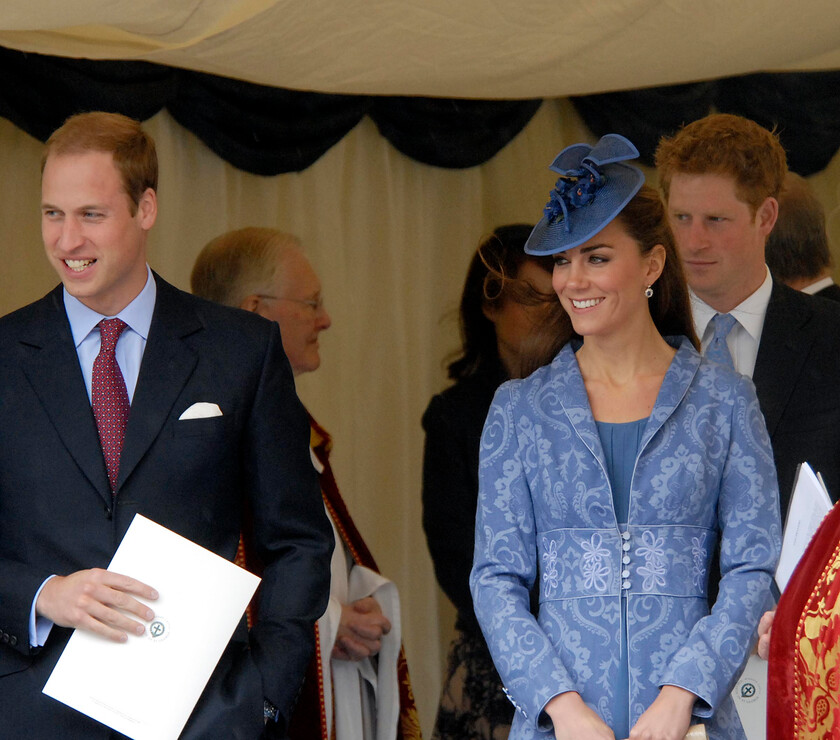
[[756, 196, 779, 236], [239, 295, 260, 313], [136, 188, 157, 230]]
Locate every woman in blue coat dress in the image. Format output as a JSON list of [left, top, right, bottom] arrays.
[[469, 135, 781, 740]]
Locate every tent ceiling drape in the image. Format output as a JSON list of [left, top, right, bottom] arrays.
[[2, 0, 840, 98]]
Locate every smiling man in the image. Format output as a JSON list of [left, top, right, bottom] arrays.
[[656, 113, 840, 517], [0, 112, 333, 738], [41, 149, 154, 316]]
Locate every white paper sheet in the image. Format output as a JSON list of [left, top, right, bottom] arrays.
[[43, 514, 260, 740], [733, 462, 832, 739], [776, 462, 833, 592]]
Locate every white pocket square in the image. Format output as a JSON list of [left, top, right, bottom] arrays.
[[179, 402, 223, 420]]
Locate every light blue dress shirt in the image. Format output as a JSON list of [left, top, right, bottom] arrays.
[[64, 265, 157, 403], [29, 267, 157, 646]]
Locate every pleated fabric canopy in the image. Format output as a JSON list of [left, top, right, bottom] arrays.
[[2, 0, 839, 97], [2, 0, 840, 176]]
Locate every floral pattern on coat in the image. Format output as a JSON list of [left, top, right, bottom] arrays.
[[470, 338, 781, 740]]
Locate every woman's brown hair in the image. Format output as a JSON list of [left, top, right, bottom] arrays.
[[447, 225, 554, 380]]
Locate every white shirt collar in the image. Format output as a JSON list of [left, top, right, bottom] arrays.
[[802, 276, 835, 295], [691, 265, 773, 345]]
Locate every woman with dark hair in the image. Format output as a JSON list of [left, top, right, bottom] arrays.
[[422, 225, 555, 740], [470, 135, 781, 740]]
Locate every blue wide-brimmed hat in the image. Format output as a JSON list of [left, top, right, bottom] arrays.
[[524, 134, 645, 256]]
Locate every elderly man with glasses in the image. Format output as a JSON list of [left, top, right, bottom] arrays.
[[191, 227, 420, 740]]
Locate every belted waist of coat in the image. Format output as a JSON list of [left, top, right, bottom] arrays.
[[537, 525, 716, 601]]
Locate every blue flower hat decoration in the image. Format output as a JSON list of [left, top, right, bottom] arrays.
[[524, 134, 645, 256]]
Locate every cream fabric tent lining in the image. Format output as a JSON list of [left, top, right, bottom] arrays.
[[1, 0, 840, 97]]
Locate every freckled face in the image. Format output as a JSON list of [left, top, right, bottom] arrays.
[[551, 219, 663, 339], [666, 173, 775, 312], [41, 151, 156, 315]]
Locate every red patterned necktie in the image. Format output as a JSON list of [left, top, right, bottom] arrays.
[[92, 318, 130, 493]]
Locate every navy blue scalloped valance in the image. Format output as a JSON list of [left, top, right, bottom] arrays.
[[1, 46, 838, 176], [0, 47, 541, 173], [570, 72, 840, 175]]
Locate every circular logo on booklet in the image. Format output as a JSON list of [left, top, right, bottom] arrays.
[[738, 678, 759, 703], [147, 616, 170, 642]]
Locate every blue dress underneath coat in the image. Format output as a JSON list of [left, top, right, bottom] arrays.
[[597, 417, 646, 739]]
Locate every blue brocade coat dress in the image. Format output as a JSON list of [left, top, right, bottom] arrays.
[[469, 337, 781, 740]]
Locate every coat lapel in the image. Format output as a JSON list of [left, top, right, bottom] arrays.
[[643, 337, 699, 449], [752, 282, 812, 437], [17, 287, 112, 504], [556, 344, 606, 468], [117, 276, 202, 491], [555, 337, 698, 530], [555, 338, 698, 460]]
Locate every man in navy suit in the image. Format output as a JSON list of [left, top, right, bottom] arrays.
[[0, 112, 333, 738], [656, 113, 840, 519]]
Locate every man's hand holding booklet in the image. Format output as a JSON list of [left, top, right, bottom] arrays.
[[43, 515, 260, 740]]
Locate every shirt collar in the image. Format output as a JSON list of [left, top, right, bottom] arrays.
[[64, 265, 157, 348], [690, 265, 772, 344], [802, 276, 835, 295]]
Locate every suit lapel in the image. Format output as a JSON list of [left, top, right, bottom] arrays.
[[752, 282, 813, 437], [18, 287, 112, 504], [117, 276, 202, 491]]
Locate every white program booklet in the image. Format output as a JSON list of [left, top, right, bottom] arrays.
[[43, 514, 260, 740], [731, 653, 767, 740], [733, 462, 832, 739], [776, 462, 833, 592]]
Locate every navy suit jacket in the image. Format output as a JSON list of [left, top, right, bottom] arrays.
[[815, 282, 840, 303], [0, 275, 333, 739], [753, 280, 840, 517]]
